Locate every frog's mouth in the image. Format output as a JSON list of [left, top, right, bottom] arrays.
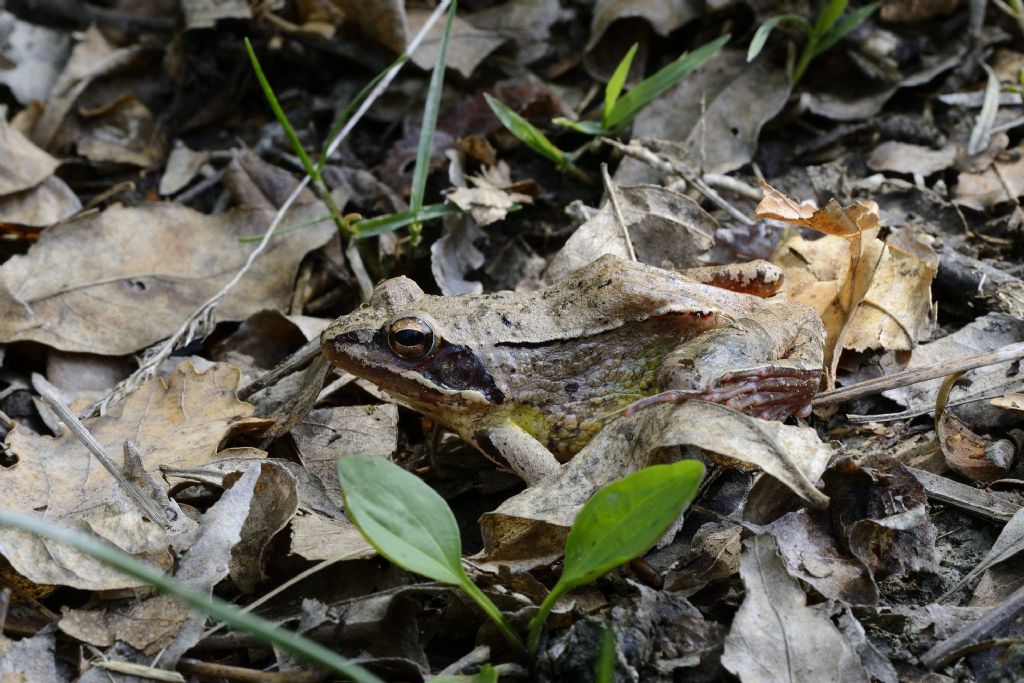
[[324, 327, 504, 409]]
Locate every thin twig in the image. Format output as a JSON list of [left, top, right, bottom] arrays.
[[813, 341, 1024, 406], [88, 3, 452, 417], [601, 164, 636, 262]]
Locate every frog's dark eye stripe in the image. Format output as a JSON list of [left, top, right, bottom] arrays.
[[387, 317, 436, 359]]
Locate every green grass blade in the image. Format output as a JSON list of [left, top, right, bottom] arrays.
[[0, 509, 381, 683], [316, 55, 408, 173], [813, 0, 848, 36], [604, 34, 729, 131], [526, 460, 705, 655], [351, 203, 459, 238], [748, 17, 785, 62], [238, 213, 333, 243], [409, 1, 457, 243], [484, 94, 568, 166], [603, 43, 638, 126], [595, 626, 617, 683], [244, 37, 318, 181], [552, 117, 608, 135], [814, 2, 879, 55]]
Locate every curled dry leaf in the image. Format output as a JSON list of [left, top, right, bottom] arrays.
[[721, 534, 870, 683], [0, 202, 333, 355], [935, 374, 1013, 481], [761, 182, 936, 381], [585, 0, 698, 78], [0, 175, 81, 228], [478, 402, 830, 568], [545, 184, 717, 283], [0, 361, 258, 589]]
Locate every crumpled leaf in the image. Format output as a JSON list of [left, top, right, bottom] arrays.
[[822, 456, 936, 581], [0, 627, 60, 682], [446, 162, 533, 226], [330, 0, 407, 54], [763, 183, 935, 380], [585, 0, 699, 78], [954, 143, 1024, 210], [0, 175, 81, 228], [0, 202, 333, 355], [545, 184, 717, 283], [479, 402, 830, 568], [936, 374, 1012, 482], [0, 361, 259, 589], [468, 0, 570, 65], [0, 123, 60, 195], [721, 534, 869, 683], [75, 96, 166, 168], [407, 7, 506, 78]]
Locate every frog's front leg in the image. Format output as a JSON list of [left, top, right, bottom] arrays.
[[474, 422, 561, 485], [639, 304, 824, 420]]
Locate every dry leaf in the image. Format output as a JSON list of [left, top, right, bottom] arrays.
[[545, 185, 717, 282], [868, 142, 957, 176], [0, 361, 257, 588], [479, 402, 830, 568], [954, 145, 1024, 209], [721, 534, 869, 683], [181, 0, 251, 29], [158, 141, 210, 196], [935, 375, 1012, 481], [407, 7, 506, 78], [330, 0, 407, 54], [0, 175, 81, 227], [0, 123, 60, 195], [0, 202, 333, 355], [446, 162, 533, 226], [289, 512, 375, 563], [0, 10, 69, 104]]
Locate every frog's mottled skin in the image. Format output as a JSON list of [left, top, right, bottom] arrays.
[[323, 255, 824, 483]]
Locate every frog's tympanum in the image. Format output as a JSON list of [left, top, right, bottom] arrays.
[[322, 255, 824, 484]]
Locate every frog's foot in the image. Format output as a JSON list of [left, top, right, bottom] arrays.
[[624, 367, 820, 421]]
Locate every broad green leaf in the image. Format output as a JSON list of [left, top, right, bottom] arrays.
[[604, 43, 638, 125], [813, 0, 848, 36], [552, 117, 608, 135], [604, 35, 729, 131], [527, 460, 704, 654], [244, 38, 317, 182], [0, 509, 382, 683], [409, 2, 456, 242], [814, 2, 879, 55], [560, 460, 704, 587], [485, 94, 568, 166], [337, 455, 465, 585], [352, 203, 459, 238]]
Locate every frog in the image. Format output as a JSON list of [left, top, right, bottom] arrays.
[[322, 254, 825, 485]]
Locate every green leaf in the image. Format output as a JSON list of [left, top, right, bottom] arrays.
[[748, 17, 786, 62], [352, 203, 460, 238], [409, 1, 457, 243], [484, 93, 568, 166], [337, 455, 465, 584], [552, 117, 609, 135], [812, 0, 848, 36], [244, 38, 318, 182], [604, 34, 729, 131], [337, 456, 525, 651], [604, 43, 638, 125], [814, 2, 879, 55], [0, 509, 381, 683], [527, 460, 705, 654]]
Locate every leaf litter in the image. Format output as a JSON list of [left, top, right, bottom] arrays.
[[0, 1, 1021, 681]]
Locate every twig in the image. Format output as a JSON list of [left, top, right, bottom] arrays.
[[177, 658, 326, 683], [87, 3, 453, 417], [601, 164, 636, 262], [813, 341, 1024, 406], [921, 581, 1024, 668]]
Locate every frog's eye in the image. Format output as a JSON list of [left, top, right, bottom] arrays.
[[387, 317, 436, 359]]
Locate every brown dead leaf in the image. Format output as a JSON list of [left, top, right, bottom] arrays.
[[60, 595, 189, 655], [446, 162, 533, 226], [868, 142, 957, 176], [407, 8, 506, 78], [479, 402, 830, 568], [0, 202, 333, 355], [159, 141, 210, 196], [330, 0, 407, 54], [0, 123, 59, 195], [935, 374, 1012, 481], [75, 96, 167, 168], [545, 185, 717, 283], [468, 0, 569, 65], [721, 534, 869, 683], [954, 145, 1024, 210], [763, 183, 935, 381], [0, 175, 81, 227], [0, 361, 257, 588], [227, 461, 299, 593], [586, 0, 699, 78], [289, 512, 375, 563], [181, 0, 251, 29]]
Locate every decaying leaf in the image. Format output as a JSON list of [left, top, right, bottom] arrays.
[[0, 175, 81, 228], [479, 402, 830, 567], [936, 373, 1014, 481], [585, 0, 699, 78], [822, 456, 937, 581], [407, 7, 506, 78], [289, 512, 375, 563], [545, 184, 717, 283], [0, 627, 60, 682], [868, 142, 957, 177], [721, 534, 870, 683], [0, 202, 333, 355], [0, 362, 258, 588], [0, 123, 60, 195], [0, 10, 69, 104], [954, 144, 1024, 210], [446, 161, 534, 226]]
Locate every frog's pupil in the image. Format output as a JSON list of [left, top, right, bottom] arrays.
[[394, 329, 425, 346]]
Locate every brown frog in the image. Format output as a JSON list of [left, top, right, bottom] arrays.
[[322, 255, 824, 484]]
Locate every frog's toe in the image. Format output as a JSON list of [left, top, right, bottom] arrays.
[[707, 367, 820, 419]]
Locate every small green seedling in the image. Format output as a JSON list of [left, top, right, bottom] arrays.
[[336, 455, 704, 659], [747, 0, 879, 84], [0, 509, 381, 683], [484, 36, 728, 180], [244, 1, 459, 245]]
